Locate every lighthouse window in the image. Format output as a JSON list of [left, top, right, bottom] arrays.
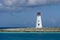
[[38, 24, 40, 26]]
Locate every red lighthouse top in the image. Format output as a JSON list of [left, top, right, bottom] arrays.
[[37, 12, 41, 16]]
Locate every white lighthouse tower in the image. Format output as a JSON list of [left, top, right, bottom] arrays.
[[36, 12, 43, 28]]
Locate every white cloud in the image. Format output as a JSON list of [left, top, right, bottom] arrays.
[[19, 0, 26, 4], [0, 3, 5, 9], [3, 0, 17, 6], [2, 0, 60, 7], [28, 0, 36, 5], [0, 3, 3, 7], [37, 0, 47, 4], [2, 0, 60, 6], [27, 0, 60, 5], [0, 0, 60, 10]]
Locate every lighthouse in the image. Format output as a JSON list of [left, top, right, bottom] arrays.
[[36, 12, 43, 28]]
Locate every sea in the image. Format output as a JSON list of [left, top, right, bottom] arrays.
[[0, 32, 60, 40]]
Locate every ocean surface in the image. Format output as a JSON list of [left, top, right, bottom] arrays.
[[0, 32, 60, 40]]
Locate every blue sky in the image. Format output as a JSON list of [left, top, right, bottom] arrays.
[[0, 0, 60, 28]]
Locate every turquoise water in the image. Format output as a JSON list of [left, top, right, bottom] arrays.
[[0, 32, 60, 40]]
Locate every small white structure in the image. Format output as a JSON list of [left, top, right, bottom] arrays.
[[36, 12, 43, 28]]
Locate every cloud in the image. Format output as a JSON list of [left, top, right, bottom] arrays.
[[3, 0, 17, 6], [0, 0, 60, 10], [28, 0, 36, 5], [0, 3, 3, 7], [27, 0, 60, 6], [2, 0, 60, 6]]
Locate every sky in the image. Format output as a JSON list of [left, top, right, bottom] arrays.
[[0, 0, 60, 28]]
